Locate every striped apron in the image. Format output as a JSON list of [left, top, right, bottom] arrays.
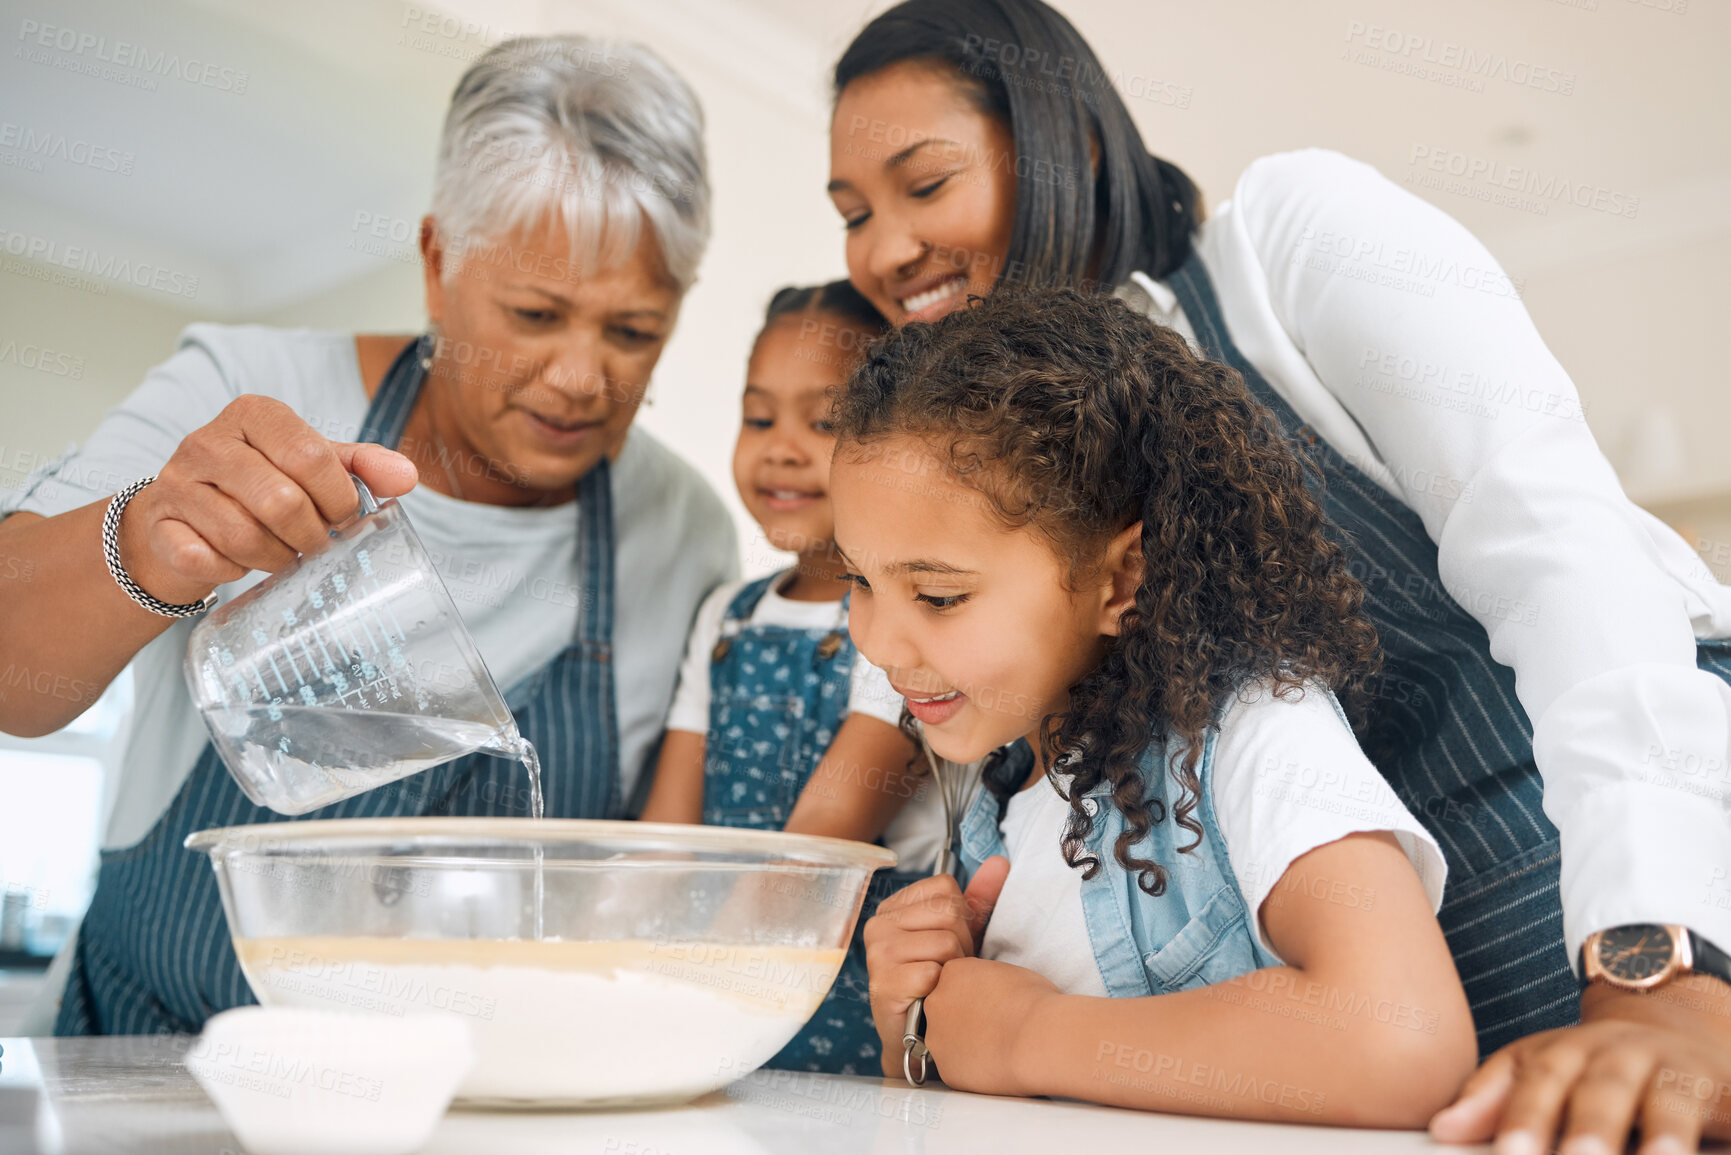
[[55, 338, 622, 1036], [1166, 254, 1731, 1054]]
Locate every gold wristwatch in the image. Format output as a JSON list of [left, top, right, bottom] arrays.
[[1580, 923, 1731, 992]]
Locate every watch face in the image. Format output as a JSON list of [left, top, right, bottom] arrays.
[[1595, 924, 1677, 983]]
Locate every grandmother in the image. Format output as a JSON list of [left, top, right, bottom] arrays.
[[0, 36, 737, 1036]]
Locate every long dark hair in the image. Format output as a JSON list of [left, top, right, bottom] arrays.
[[831, 287, 1381, 895], [834, 0, 1201, 289]]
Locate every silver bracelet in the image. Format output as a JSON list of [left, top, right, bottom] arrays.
[[101, 475, 218, 618]]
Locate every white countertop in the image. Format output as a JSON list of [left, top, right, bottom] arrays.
[[0, 1035, 1484, 1154]]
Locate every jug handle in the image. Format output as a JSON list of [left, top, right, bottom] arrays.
[[331, 475, 381, 533]]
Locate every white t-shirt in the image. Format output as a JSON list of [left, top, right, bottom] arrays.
[[1185, 148, 1731, 965], [2, 324, 739, 849], [662, 573, 948, 871], [980, 682, 1447, 994], [979, 773, 1111, 997]]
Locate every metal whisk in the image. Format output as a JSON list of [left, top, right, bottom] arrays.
[[902, 732, 983, 1086]]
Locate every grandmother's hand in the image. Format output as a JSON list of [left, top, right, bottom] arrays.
[[119, 395, 417, 604]]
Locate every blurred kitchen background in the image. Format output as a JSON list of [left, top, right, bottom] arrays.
[[0, 0, 1726, 1028]]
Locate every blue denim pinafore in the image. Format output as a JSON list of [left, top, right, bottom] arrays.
[[702, 574, 853, 830], [957, 731, 1283, 998]]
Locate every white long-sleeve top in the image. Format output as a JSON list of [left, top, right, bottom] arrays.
[[1169, 148, 1731, 971]]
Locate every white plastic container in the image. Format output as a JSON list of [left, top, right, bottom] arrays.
[[185, 1006, 474, 1155]]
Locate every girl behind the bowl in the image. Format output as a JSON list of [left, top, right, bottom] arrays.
[[642, 280, 934, 1073], [835, 287, 1477, 1124]]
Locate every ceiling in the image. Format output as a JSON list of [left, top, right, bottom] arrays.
[[2, 0, 1726, 314]]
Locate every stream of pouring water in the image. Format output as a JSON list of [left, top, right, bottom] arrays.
[[516, 738, 545, 941]]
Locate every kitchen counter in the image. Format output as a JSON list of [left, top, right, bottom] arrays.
[[0, 1035, 1485, 1154]]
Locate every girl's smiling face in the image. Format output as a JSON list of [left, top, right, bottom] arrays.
[[734, 315, 875, 559], [828, 61, 1017, 328], [831, 435, 1127, 765]]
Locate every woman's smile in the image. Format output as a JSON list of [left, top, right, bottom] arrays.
[[896, 273, 968, 323], [828, 60, 1018, 329]]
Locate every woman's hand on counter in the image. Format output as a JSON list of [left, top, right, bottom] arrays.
[[1431, 974, 1731, 1155], [120, 394, 417, 605]]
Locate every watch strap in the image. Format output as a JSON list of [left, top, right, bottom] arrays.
[[1687, 930, 1731, 988]]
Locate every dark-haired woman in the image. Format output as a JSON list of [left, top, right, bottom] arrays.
[[826, 2, 1731, 1151]]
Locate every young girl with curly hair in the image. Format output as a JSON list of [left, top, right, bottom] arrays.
[[832, 286, 1477, 1125]]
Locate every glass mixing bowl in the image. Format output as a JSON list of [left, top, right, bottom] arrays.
[[185, 817, 897, 1108]]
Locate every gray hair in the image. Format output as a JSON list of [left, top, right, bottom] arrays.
[[430, 36, 710, 291]]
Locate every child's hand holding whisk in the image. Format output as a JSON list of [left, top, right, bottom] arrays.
[[864, 855, 1009, 1080]]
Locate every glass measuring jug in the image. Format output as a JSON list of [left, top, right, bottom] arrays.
[[183, 478, 524, 815]]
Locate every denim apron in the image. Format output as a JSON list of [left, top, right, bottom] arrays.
[[702, 573, 854, 830], [1164, 253, 1731, 1053], [957, 732, 1282, 997], [703, 572, 922, 1074], [55, 338, 622, 1036]]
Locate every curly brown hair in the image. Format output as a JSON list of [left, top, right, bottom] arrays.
[[830, 287, 1382, 895]]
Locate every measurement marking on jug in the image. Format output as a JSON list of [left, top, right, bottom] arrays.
[[311, 616, 341, 670], [378, 591, 408, 643], [367, 605, 398, 647], [339, 616, 371, 666], [312, 616, 361, 702], [279, 643, 304, 687], [356, 614, 383, 656], [296, 636, 322, 681], [329, 609, 364, 663], [265, 652, 291, 696]]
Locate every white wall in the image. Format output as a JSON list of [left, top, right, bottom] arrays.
[[0, 272, 201, 501], [3, 0, 1728, 582]]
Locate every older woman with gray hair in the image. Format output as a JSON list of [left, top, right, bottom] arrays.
[[0, 36, 737, 1036]]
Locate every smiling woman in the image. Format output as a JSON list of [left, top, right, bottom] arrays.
[[827, 59, 1019, 326], [0, 34, 739, 1040], [823, 3, 1731, 1151], [827, 0, 1198, 327]]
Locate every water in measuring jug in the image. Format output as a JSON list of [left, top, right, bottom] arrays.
[[185, 477, 550, 936], [206, 708, 535, 814]]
